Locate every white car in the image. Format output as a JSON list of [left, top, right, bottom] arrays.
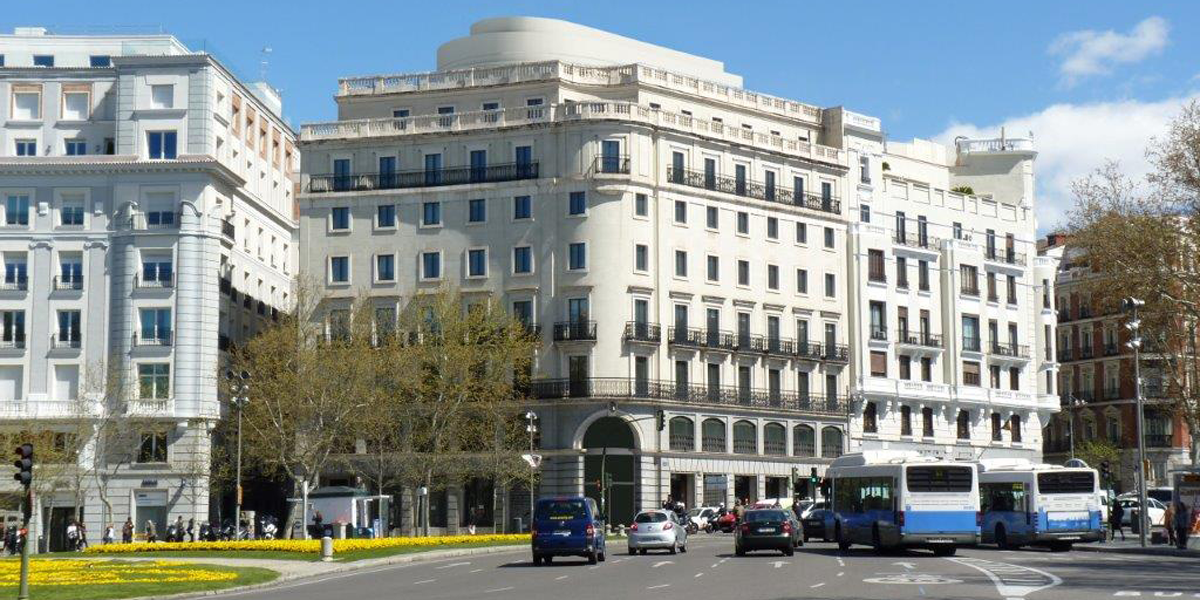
[[1117, 497, 1167, 527], [628, 510, 687, 555], [797, 500, 826, 520], [686, 507, 717, 530]]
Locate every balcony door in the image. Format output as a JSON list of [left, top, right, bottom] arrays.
[[635, 356, 649, 396], [568, 355, 589, 397], [602, 140, 622, 174], [706, 308, 720, 346], [569, 298, 589, 324]]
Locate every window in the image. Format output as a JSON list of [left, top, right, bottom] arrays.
[[963, 361, 981, 387], [1, 311, 25, 347], [513, 246, 533, 274], [421, 252, 441, 280], [329, 256, 349, 283], [960, 264, 979, 295], [422, 201, 441, 226], [62, 91, 89, 120], [568, 243, 586, 270], [377, 204, 397, 228], [822, 426, 844, 458], [706, 206, 718, 229], [138, 431, 168, 463], [899, 355, 912, 380], [139, 308, 172, 343], [5, 195, 29, 226], [896, 256, 908, 288], [467, 249, 487, 278], [140, 254, 172, 285], [707, 255, 719, 282], [766, 216, 778, 239], [147, 131, 177, 159], [870, 351, 887, 377], [991, 413, 1003, 441], [423, 152, 443, 185], [868, 249, 886, 282], [674, 200, 687, 224], [824, 273, 836, 298], [987, 271, 998, 301], [635, 244, 649, 272], [12, 90, 41, 120], [900, 405, 913, 436], [860, 155, 871, 183], [375, 254, 395, 282], [33, 55, 54, 67], [1009, 367, 1020, 391], [150, 84, 174, 109], [89, 55, 111, 67], [918, 260, 930, 291], [737, 260, 750, 286], [922, 407, 934, 437], [953, 222, 963, 239], [863, 402, 878, 433], [957, 410, 972, 439], [330, 207, 350, 231], [674, 250, 687, 278], [860, 203, 871, 223], [635, 193, 648, 217], [59, 255, 83, 287], [824, 227, 835, 249], [962, 315, 980, 351], [796, 222, 807, 244], [921, 357, 932, 382], [1011, 415, 1023, 443], [1006, 275, 1017, 304], [467, 199, 486, 223], [569, 191, 586, 215], [64, 139, 86, 155], [513, 196, 532, 220], [736, 211, 749, 234], [767, 264, 779, 290], [796, 268, 808, 294]]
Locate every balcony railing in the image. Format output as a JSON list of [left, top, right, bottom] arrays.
[[701, 436, 726, 453], [1103, 343, 1120, 356], [308, 161, 540, 193], [870, 328, 888, 341], [985, 247, 1027, 265], [666, 166, 841, 215], [1057, 348, 1074, 362], [50, 334, 81, 349], [895, 330, 943, 348], [893, 231, 941, 251], [0, 336, 26, 350], [221, 219, 236, 240], [528, 377, 849, 416], [1079, 345, 1094, 359], [133, 332, 173, 346], [961, 282, 980, 297], [0, 278, 28, 292], [591, 154, 630, 175], [667, 326, 705, 347], [1145, 434, 1173, 447], [624, 321, 661, 343], [135, 274, 174, 289], [127, 211, 181, 230], [990, 342, 1031, 359], [963, 336, 982, 352], [668, 434, 694, 452], [53, 276, 83, 291], [553, 320, 597, 342]]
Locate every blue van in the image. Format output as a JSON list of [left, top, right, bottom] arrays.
[[532, 496, 606, 565]]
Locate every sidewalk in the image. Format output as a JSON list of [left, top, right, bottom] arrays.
[[1077, 538, 1199, 558]]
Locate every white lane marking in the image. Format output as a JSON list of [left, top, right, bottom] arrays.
[[947, 557, 1063, 599], [652, 560, 674, 568], [470, 568, 483, 573], [484, 586, 515, 593], [694, 572, 704, 578], [436, 561, 471, 569], [710, 563, 720, 568], [647, 584, 671, 590], [719, 558, 729, 563], [771, 560, 790, 569], [811, 582, 827, 588], [413, 579, 436, 585], [893, 561, 916, 570], [837, 572, 844, 577], [555, 575, 568, 581]]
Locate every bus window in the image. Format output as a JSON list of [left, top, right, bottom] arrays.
[[981, 482, 1026, 513], [907, 466, 973, 492], [1036, 472, 1094, 494]]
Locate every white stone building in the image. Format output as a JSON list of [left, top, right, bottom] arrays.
[[843, 129, 1059, 460], [0, 27, 297, 549], [298, 17, 855, 531]]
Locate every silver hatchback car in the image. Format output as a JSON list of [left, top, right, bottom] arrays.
[[628, 510, 687, 554]]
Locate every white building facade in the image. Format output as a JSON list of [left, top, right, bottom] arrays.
[[843, 128, 1059, 461], [298, 18, 855, 531], [0, 28, 297, 549]]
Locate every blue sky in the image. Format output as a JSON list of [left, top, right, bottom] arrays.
[[5, 1, 1198, 230]]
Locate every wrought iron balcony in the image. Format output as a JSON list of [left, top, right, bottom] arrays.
[[962, 336, 982, 352], [667, 326, 704, 347], [624, 321, 662, 343], [961, 281, 980, 297], [895, 330, 943, 348], [51, 334, 81, 349], [0, 336, 26, 350], [870, 328, 888, 342], [553, 320, 597, 342], [0, 277, 28, 292], [53, 276, 83, 291], [666, 166, 841, 215], [591, 154, 630, 175], [135, 274, 174, 289], [527, 376, 849, 416], [1079, 345, 1095, 359], [984, 247, 1027, 265], [1057, 348, 1074, 362], [893, 231, 941, 251], [308, 161, 540, 193], [990, 342, 1031, 359], [133, 332, 173, 347]]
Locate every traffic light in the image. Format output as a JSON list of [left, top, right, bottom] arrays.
[[12, 443, 32, 488], [655, 409, 665, 432], [1100, 461, 1112, 484], [809, 467, 819, 485]]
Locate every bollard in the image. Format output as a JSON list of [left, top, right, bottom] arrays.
[[320, 536, 334, 562]]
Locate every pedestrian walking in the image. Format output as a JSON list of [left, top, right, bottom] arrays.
[[1110, 500, 1125, 541], [733, 499, 745, 522], [1164, 502, 1177, 546], [466, 507, 477, 535], [145, 519, 157, 543], [122, 518, 134, 544], [187, 518, 195, 542], [662, 495, 674, 511], [103, 524, 114, 545], [1174, 500, 1191, 550], [312, 510, 324, 538], [78, 522, 88, 550], [65, 520, 79, 551]]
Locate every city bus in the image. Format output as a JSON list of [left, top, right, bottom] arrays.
[[977, 459, 1102, 551], [826, 451, 980, 556]]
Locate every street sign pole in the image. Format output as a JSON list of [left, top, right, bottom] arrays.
[[17, 486, 30, 600]]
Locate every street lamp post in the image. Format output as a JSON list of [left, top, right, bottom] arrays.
[[525, 410, 538, 527], [1123, 297, 1148, 548], [225, 370, 250, 538], [1065, 395, 1085, 460]]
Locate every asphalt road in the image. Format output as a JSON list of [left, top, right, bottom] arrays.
[[211, 535, 1200, 600]]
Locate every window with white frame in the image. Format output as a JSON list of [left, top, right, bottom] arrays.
[[12, 89, 41, 120], [150, 84, 174, 109], [147, 131, 177, 159], [329, 256, 349, 284], [421, 251, 442, 280], [467, 248, 487, 278], [568, 243, 587, 271], [513, 246, 533, 274], [139, 308, 172, 344], [62, 91, 89, 120], [64, 139, 86, 156], [375, 254, 395, 282], [15, 139, 36, 156]]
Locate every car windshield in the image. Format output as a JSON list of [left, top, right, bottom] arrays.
[[538, 500, 586, 521], [745, 511, 786, 523], [635, 512, 669, 523], [687, 509, 702, 517]]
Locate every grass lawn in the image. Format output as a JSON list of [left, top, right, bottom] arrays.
[[68, 538, 529, 563], [0, 560, 277, 600]]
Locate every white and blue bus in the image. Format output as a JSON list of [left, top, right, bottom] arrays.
[[978, 459, 1102, 551], [827, 451, 980, 556]]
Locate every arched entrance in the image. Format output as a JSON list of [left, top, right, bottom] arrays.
[[582, 416, 638, 526]]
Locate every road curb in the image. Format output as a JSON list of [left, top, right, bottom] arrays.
[[1074, 544, 1199, 558], [130, 543, 530, 600]]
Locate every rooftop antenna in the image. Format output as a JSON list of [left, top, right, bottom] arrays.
[[259, 46, 272, 81]]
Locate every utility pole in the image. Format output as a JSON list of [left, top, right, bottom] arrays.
[[524, 410, 539, 527], [226, 370, 251, 538], [1124, 297, 1148, 547]]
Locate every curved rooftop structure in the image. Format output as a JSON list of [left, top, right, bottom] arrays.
[[436, 17, 743, 87]]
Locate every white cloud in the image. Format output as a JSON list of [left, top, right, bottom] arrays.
[[935, 94, 1198, 232], [1050, 16, 1169, 86]]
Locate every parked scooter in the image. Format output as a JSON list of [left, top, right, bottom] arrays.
[[258, 516, 278, 540]]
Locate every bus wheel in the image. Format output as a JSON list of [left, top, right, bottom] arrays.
[[932, 546, 957, 557], [836, 525, 851, 551], [995, 525, 1010, 550]]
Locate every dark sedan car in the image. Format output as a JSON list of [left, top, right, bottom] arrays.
[[802, 508, 829, 542], [735, 509, 800, 556]]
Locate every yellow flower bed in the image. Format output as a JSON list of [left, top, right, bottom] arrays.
[[84, 533, 528, 555], [0, 559, 238, 586]]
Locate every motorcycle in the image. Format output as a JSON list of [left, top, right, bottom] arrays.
[[259, 517, 278, 540], [706, 510, 737, 534], [165, 524, 180, 543]]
